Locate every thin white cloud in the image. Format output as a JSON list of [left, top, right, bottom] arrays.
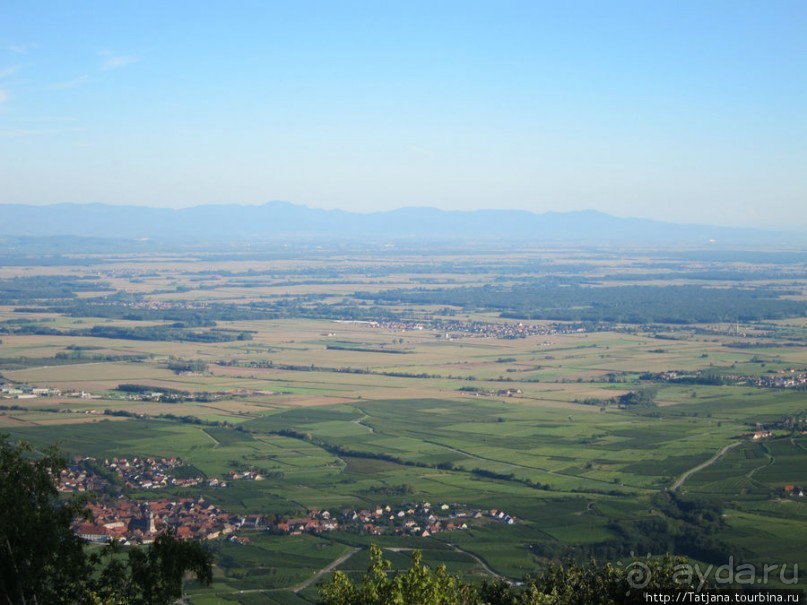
[[0, 129, 55, 137], [0, 90, 8, 103], [21, 116, 78, 123], [0, 127, 83, 138], [0, 66, 21, 78], [8, 43, 37, 54], [49, 74, 90, 90], [101, 55, 138, 70]]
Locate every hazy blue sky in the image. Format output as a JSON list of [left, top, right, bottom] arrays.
[[1, 1, 805, 228]]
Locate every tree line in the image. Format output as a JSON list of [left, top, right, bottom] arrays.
[[319, 543, 703, 605], [359, 284, 807, 324]]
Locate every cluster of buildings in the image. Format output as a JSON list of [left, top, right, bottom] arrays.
[[751, 371, 807, 389], [462, 387, 523, 398], [783, 485, 805, 498], [714, 370, 807, 389], [109, 456, 220, 490], [59, 456, 216, 493], [60, 456, 278, 496], [276, 502, 516, 538], [227, 469, 265, 481], [59, 463, 112, 494], [68, 487, 516, 545], [0, 383, 93, 399], [649, 369, 807, 390], [434, 320, 564, 340], [74, 497, 238, 544], [362, 319, 567, 339], [57, 453, 522, 546]]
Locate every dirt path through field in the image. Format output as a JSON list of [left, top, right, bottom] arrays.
[[178, 546, 361, 602], [383, 544, 505, 581], [672, 441, 741, 491], [293, 547, 362, 593], [424, 439, 621, 489], [353, 407, 376, 433], [445, 542, 505, 580]]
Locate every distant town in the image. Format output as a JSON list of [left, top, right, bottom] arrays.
[[61, 456, 515, 545]]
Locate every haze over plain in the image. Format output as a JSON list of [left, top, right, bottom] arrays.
[[1, 1, 805, 229]]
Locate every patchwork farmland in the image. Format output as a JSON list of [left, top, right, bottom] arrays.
[[2, 242, 807, 600]]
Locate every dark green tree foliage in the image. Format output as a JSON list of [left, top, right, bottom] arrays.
[[166, 359, 208, 374], [86, 325, 238, 343], [0, 436, 213, 605], [319, 544, 474, 605], [0, 275, 112, 305], [359, 284, 807, 323], [88, 532, 213, 605], [480, 555, 698, 605], [0, 437, 90, 604], [531, 492, 733, 564], [320, 546, 700, 605], [616, 388, 657, 407]]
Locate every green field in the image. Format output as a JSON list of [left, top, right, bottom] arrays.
[[2, 243, 807, 598]]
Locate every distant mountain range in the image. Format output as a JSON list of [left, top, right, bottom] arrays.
[[0, 201, 801, 245]]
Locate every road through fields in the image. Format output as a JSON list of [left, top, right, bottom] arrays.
[[672, 441, 742, 491]]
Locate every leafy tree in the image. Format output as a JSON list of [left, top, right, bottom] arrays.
[[616, 388, 657, 407], [319, 544, 474, 605], [128, 531, 213, 604], [166, 359, 208, 374], [0, 435, 213, 605], [0, 436, 91, 604], [510, 555, 696, 604], [87, 531, 213, 605], [320, 545, 699, 605]]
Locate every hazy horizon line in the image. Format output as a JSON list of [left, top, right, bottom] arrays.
[[1, 199, 791, 233]]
